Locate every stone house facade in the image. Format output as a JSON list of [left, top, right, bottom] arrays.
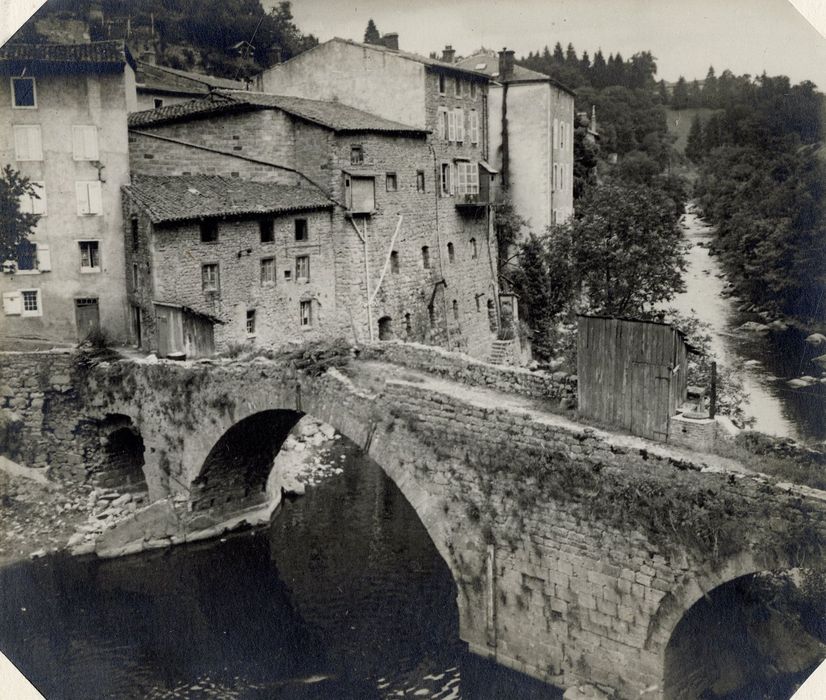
[[456, 48, 576, 233], [126, 91, 499, 357], [0, 41, 137, 347]]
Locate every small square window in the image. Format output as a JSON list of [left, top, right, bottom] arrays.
[[154, 98, 164, 108], [246, 309, 256, 335], [200, 221, 218, 243], [350, 145, 364, 165], [284, 269, 292, 280], [416, 170, 425, 193], [300, 300, 313, 327], [22, 289, 40, 315], [260, 257, 275, 285], [296, 255, 310, 282], [79, 241, 100, 272], [202, 263, 220, 292], [12, 77, 36, 108], [385, 172, 397, 192], [260, 219, 274, 243], [294, 218, 308, 241]]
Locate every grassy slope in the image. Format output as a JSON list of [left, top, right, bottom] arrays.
[[665, 107, 720, 152]]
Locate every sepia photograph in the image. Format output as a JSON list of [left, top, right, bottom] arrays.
[[0, 0, 825, 697]]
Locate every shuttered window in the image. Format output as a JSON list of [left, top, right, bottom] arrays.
[[14, 125, 42, 161], [76, 181, 103, 215], [72, 125, 99, 161]]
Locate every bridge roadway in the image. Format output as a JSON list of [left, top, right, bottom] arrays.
[[80, 342, 826, 699]]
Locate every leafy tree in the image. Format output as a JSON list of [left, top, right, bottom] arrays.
[[556, 182, 687, 317], [363, 18, 380, 44], [657, 79, 669, 105], [0, 166, 40, 263]]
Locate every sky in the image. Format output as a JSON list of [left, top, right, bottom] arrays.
[[277, 0, 826, 89]]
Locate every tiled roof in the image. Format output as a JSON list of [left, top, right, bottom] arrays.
[[136, 61, 247, 91], [123, 175, 332, 225], [128, 90, 428, 134], [455, 52, 575, 95], [0, 40, 135, 71]]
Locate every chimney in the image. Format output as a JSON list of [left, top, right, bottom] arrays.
[[498, 47, 515, 80], [442, 45, 455, 63], [381, 32, 399, 51]]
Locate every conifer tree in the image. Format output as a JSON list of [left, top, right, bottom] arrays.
[[364, 19, 380, 44]]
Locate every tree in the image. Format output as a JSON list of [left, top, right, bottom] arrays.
[[553, 42, 565, 63], [363, 18, 380, 44], [556, 182, 687, 317], [565, 42, 578, 67], [703, 65, 719, 108], [591, 49, 607, 88], [685, 113, 704, 161], [671, 76, 689, 109], [657, 79, 669, 105], [0, 166, 40, 264]]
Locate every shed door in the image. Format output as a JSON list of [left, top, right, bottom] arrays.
[[630, 362, 671, 441], [156, 308, 171, 357], [75, 298, 100, 341]]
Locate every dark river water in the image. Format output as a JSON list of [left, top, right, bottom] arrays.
[[0, 438, 558, 700]]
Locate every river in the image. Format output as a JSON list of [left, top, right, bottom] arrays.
[[672, 208, 826, 444], [0, 437, 559, 700]]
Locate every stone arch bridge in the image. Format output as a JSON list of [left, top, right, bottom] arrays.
[[73, 343, 826, 699]]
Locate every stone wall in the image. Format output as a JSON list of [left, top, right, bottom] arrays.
[[0, 350, 90, 479], [361, 340, 577, 404]]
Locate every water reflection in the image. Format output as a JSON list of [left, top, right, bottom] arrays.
[[674, 211, 825, 443], [0, 438, 558, 699]]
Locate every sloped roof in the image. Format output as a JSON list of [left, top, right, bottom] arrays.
[[128, 89, 428, 135], [136, 61, 247, 92], [0, 40, 136, 72], [123, 175, 332, 225], [275, 37, 490, 81], [455, 52, 575, 95]]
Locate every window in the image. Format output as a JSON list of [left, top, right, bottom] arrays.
[[131, 217, 139, 251], [452, 299, 459, 320], [75, 181, 102, 215], [470, 237, 478, 259], [439, 107, 450, 141], [345, 175, 375, 213], [18, 181, 46, 215], [260, 257, 275, 285], [294, 218, 308, 241], [260, 219, 274, 243], [470, 82, 477, 99], [385, 172, 397, 192], [560, 121, 565, 149], [475, 294, 481, 312], [421, 246, 430, 269], [15, 240, 37, 271], [456, 161, 479, 195], [553, 164, 559, 191], [22, 290, 41, 316], [11, 77, 36, 108], [454, 78, 461, 97], [72, 126, 99, 161], [428, 304, 435, 325], [14, 125, 42, 161], [404, 313, 412, 334], [246, 309, 256, 335], [553, 119, 558, 149], [447, 242, 455, 263], [390, 250, 399, 274], [469, 110, 479, 144], [448, 109, 456, 142], [454, 109, 464, 142], [79, 241, 101, 272], [284, 269, 292, 280], [300, 300, 312, 327], [350, 144, 364, 165], [200, 221, 218, 243], [295, 255, 310, 282], [438, 74, 446, 95], [416, 170, 425, 192], [440, 163, 452, 196], [202, 263, 220, 293], [560, 163, 565, 191], [132, 262, 139, 288], [153, 98, 164, 108]]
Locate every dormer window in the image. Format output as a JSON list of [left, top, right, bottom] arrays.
[[11, 77, 36, 108]]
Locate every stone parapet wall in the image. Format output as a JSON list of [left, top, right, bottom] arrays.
[[361, 340, 577, 404], [0, 350, 91, 479]]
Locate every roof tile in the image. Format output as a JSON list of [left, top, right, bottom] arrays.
[[0, 40, 134, 71]]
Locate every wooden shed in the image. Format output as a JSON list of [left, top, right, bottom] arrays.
[[576, 315, 693, 441]]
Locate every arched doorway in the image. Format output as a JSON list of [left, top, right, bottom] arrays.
[[96, 414, 147, 493], [663, 571, 826, 698], [378, 315, 394, 340]]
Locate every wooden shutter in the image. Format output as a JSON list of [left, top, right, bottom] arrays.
[[448, 110, 456, 142], [88, 181, 103, 214], [3, 291, 22, 315], [455, 109, 464, 142], [36, 244, 51, 271]]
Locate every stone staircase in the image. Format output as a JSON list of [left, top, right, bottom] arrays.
[[486, 339, 515, 365]]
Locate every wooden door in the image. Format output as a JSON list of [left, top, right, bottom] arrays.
[[156, 308, 171, 357], [630, 362, 671, 441], [75, 298, 100, 341]]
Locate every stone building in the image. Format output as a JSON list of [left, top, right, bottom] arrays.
[[122, 175, 334, 357], [455, 48, 576, 233], [126, 90, 500, 357], [134, 60, 247, 111], [0, 41, 137, 346]]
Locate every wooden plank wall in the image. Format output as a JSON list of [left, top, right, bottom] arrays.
[[577, 316, 688, 441]]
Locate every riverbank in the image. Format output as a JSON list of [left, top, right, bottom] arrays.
[[0, 416, 343, 568]]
